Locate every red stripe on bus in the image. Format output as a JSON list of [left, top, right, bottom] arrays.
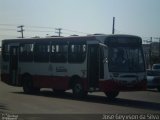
[[33, 75, 70, 89], [1, 73, 146, 91], [33, 75, 88, 90], [1, 73, 88, 90]]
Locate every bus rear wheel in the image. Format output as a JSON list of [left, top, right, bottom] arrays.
[[105, 91, 119, 100], [22, 75, 40, 94], [157, 86, 160, 92], [72, 81, 87, 98]]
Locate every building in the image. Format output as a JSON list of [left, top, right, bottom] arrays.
[[143, 42, 160, 68]]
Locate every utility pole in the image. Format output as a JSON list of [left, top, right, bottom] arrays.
[[112, 17, 115, 34], [159, 38, 160, 58], [149, 37, 152, 69], [55, 28, 62, 37], [154, 37, 160, 58], [17, 25, 24, 38]]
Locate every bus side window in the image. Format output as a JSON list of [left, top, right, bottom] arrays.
[[50, 43, 68, 63], [68, 43, 86, 63], [34, 43, 50, 62], [2, 44, 9, 61], [19, 43, 34, 62]]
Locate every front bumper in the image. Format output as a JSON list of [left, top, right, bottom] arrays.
[[99, 79, 147, 92]]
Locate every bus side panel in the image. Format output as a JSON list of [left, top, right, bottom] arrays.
[[1, 61, 10, 85], [33, 75, 70, 90], [1, 73, 10, 84], [1, 73, 22, 86], [1, 62, 8, 83], [31, 75, 88, 90]]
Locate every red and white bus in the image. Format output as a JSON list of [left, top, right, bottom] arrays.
[[1, 34, 146, 99]]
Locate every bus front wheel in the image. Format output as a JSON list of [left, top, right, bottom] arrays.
[[22, 75, 40, 94], [105, 91, 119, 100], [72, 81, 87, 98], [157, 86, 160, 92]]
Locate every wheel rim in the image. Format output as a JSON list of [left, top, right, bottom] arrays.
[[23, 79, 31, 92], [105, 91, 119, 99], [74, 83, 82, 94]]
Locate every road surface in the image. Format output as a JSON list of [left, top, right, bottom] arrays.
[[0, 80, 160, 119]]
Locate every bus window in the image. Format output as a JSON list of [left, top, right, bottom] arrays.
[[50, 44, 68, 63], [68, 44, 86, 63], [108, 47, 145, 72], [34, 43, 50, 62], [19, 43, 34, 62]]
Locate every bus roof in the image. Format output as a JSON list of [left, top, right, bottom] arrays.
[[2, 34, 141, 44]]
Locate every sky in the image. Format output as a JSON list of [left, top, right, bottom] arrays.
[[0, 0, 160, 43]]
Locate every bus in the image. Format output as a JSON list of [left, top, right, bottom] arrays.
[[1, 34, 146, 99]]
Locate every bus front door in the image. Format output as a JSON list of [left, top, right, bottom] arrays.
[[9, 46, 19, 86], [87, 44, 99, 90]]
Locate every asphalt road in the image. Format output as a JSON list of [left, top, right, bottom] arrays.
[[0, 80, 160, 119]]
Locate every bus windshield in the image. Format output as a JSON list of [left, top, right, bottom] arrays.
[[108, 47, 145, 72]]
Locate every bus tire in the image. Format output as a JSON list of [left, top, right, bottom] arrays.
[[105, 91, 119, 100], [72, 81, 87, 98], [157, 86, 160, 92], [22, 75, 40, 94]]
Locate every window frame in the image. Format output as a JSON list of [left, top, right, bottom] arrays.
[[68, 40, 87, 63], [50, 41, 68, 63], [19, 43, 34, 62], [34, 42, 50, 62]]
